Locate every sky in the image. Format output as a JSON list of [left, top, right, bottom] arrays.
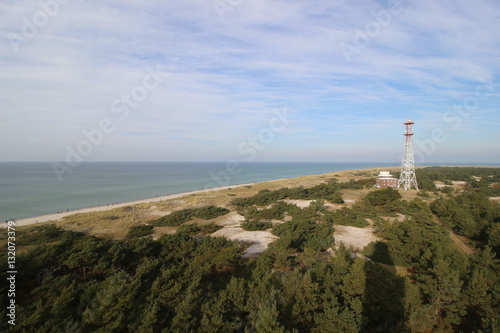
[[1, 0, 499, 165]]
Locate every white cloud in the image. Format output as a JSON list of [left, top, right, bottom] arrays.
[[0, 0, 499, 162]]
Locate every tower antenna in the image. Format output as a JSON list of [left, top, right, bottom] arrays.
[[398, 119, 418, 191]]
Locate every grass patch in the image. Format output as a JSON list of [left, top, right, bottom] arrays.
[[102, 216, 120, 220], [61, 209, 129, 225]]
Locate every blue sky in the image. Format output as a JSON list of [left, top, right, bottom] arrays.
[[1, 0, 499, 164]]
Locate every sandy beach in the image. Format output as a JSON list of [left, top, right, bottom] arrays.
[[3, 166, 369, 232], [3, 182, 257, 228], [8, 165, 493, 230], [2, 166, 406, 230]]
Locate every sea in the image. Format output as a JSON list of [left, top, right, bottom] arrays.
[[1, 161, 401, 221]]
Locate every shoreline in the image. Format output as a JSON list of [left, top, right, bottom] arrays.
[[4, 182, 264, 228], [5, 164, 498, 229]]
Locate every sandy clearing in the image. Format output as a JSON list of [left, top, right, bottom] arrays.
[[210, 211, 277, 257], [211, 227, 278, 257], [146, 205, 174, 217], [216, 212, 245, 227], [282, 199, 313, 208], [334, 225, 380, 250], [434, 181, 449, 188], [325, 203, 343, 211], [383, 213, 407, 224], [147, 211, 172, 217]]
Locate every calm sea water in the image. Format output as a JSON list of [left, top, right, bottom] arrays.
[[0, 162, 398, 220]]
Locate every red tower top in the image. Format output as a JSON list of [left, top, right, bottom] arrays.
[[403, 119, 414, 143]]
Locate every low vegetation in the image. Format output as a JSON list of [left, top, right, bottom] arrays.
[[430, 191, 500, 243], [1, 167, 499, 332], [230, 181, 345, 209], [324, 207, 370, 228], [199, 222, 223, 234], [241, 220, 272, 231], [126, 225, 154, 238], [415, 166, 500, 193], [176, 223, 201, 235], [150, 205, 230, 227]]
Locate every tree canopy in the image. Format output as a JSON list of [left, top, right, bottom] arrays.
[[2, 167, 499, 332]]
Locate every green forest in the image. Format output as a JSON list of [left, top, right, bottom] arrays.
[[1, 167, 499, 332]]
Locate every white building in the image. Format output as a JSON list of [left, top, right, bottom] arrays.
[[376, 171, 398, 188]]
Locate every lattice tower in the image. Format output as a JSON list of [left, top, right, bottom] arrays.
[[398, 119, 418, 191]]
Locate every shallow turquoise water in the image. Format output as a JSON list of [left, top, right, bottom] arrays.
[[1, 161, 399, 220]]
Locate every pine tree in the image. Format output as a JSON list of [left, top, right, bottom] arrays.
[[252, 300, 285, 333], [427, 257, 466, 329]]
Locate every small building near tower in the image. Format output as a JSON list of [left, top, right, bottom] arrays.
[[376, 171, 398, 188]]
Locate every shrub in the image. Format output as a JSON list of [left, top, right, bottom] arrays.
[[245, 203, 287, 221], [231, 185, 344, 208], [241, 220, 272, 231], [151, 208, 196, 226], [417, 190, 430, 198], [126, 225, 154, 238], [193, 206, 230, 220], [151, 206, 230, 227], [364, 188, 402, 207], [200, 223, 223, 234], [337, 178, 376, 189], [324, 208, 370, 228], [440, 186, 453, 195], [230, 189, 286, 207], [326, 192, 344, 204], [176, 223, 201, 236], [271, 218, 333, 252], [310, 200, 326, 212], [16, 224, 67, 245]]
